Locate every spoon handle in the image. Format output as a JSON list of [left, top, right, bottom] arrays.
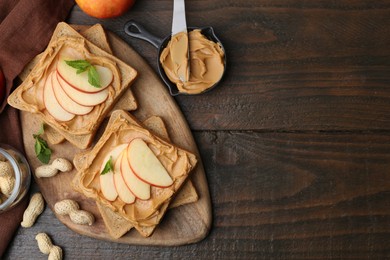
[[172, 0, 187, 35]]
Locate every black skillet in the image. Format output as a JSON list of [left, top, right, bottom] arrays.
[[124, 20, 226, 96]]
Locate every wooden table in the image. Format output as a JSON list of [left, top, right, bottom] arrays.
[[5, 1, 390, 259]]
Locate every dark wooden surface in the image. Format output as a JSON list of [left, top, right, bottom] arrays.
[[4, 0, 390, 259]]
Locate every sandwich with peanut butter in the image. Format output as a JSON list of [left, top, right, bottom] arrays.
[[19, 24, 139, 146], [72, 110, 198, 237], [92, 115, 198, 238], [8, 22, 138, 149]]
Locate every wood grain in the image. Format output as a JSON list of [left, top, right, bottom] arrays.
[[69, 1, 390, 132], [4, 0, 390, 259], [19, 28, 211, 246], [5, 131, 390, 259]]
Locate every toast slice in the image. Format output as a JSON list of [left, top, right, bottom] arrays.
[[19, 24, 138, 122], [9, 22, 138, 149], [96, 115, 198, 238], [80, 24, 113, 54], [72, 110, 198, 237], [38, 24, 138, 145]]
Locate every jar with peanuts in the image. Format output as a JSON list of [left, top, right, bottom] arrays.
[[0, 144, 31, 213]]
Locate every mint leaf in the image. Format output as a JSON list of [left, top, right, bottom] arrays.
[[101, 156, 113, 175], [37, 152, 50, 165], [65, 59, 101, 88], [65, 60, 91, 73], [37, 123, 44, 136], [34, 139, 42, 155], [33, 125, 52, 164], [76, 68, 85, 74], [88, 65, 101, 88], [35, 136, 51, 164]]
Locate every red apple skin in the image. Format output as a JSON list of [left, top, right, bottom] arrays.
[[127, 140, 173, 189], [0, 68, 5, 103], [114, 151, 136, 204], [52, 71, 94, 115], [56, 72, 109, 107], [56, 67, 111, 94], [76, 0, 136, 19], [43, 73, 75, 122], [121, 149, 151, 200], [129, 162, 173, 189]]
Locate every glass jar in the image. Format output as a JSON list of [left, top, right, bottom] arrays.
[[0, 144, 31, 213]]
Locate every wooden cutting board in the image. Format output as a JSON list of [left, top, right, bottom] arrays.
[[20, 28, 212, 246]]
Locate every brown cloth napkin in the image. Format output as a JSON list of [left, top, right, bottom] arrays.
[[0, 0, 74, 257]]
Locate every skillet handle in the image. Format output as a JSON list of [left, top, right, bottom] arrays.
[[124, 20, 163, 49]]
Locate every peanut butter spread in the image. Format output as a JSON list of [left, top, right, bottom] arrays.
[[16, 36, 121, 135], [72, 112, 197, 224], [165, 32, 189, 83], [160, 29, 225, 94]]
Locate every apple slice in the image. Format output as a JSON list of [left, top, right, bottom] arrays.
[[57, 57, 113, 93], [51, 70, 94, 115], [99, 144, 128, 201], [43, 72, 75, 122], [121, 148, 151, 200], [113, 151, 136, 204], [127, 138, 173, 188], [57, 72, 109, 107]]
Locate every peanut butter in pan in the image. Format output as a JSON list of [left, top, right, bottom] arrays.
[[160, 29, 225, 94]]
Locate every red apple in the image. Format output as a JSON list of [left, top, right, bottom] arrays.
[[76, 0, 136, 19], [0, 68, 5, 103]]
